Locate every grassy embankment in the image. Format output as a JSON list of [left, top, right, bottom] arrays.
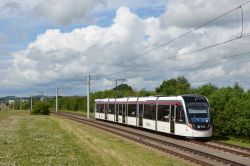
[[59, 110, 88, 115], [222, 139, 250, 148], [212, 136, 250, 148], [0, 110, 189, 166]]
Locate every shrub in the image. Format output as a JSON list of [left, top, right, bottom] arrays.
[[31, 101, 50, 115]]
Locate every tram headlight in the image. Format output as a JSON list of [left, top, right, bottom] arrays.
[[188, 124, 193, 129]]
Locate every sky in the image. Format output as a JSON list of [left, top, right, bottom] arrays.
[[0, 0, 250, 97]]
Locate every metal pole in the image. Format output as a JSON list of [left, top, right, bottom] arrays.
[[116, 80, 118, 97], [30, 95, 33, 111], [115, 79, 126, 97], [19, 98, 21, 110], [56, 86, 58, 112], [87, 75, 90, 119]]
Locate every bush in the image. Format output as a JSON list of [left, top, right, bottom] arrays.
[[31, 101, 50, 115]]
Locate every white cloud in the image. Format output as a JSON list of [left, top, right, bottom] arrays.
[[5, 7, 146, 85], [0, 0, 106, 25], [106, 0, 165, 10], [160, 0, 250, 28], [1, 1, 250, 95], [204, 66, 225, 78], [34, 0, 107, 25]]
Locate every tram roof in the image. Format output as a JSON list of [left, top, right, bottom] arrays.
[[94, 94, 206, 102]]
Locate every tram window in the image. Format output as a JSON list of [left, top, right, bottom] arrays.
[[123, 104, 127, 115], [115, 104, 118, 114], [176, 106, 185, 123], [109, 104, 115, 114], [96, 104, 100, 113], [139, 104, 143, 117], [128, 104, 136, 117], [100, 104, 104, 113], [158, 105, 170, 122], [119, 104, 123, 115], [104, 104, 108, 113], [144, 104, 156, 120]]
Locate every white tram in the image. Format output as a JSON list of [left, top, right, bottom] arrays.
[[94, 95, 212, 138]]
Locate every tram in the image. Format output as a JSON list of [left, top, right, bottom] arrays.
[[94, 94, 212, 138]]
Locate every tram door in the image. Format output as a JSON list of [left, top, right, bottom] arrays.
[[138, 104, 143, 126], [105, 104, 108, 120], [122, 104, 126, 123], [115, 104, 119, 122], [170, 105, 175, 133]]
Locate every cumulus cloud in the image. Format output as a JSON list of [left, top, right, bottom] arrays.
[[0, 0, 40, 17], [160, 0, 250, 28], [34, 0, 107, 25], [5, 7, 145, 85], [1, 1, 250, 95], [0, 0, 106, 25]]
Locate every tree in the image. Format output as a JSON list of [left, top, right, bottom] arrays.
[[192, 83, 218, 97], [113, 84, 133, 91], [233, 82, 244, 93], [113, 84, 134, 97], [137, 88, 154, 96], [31, 101, 50, 115], [208, 84, 249, 138], [155, 76, 191, 95]]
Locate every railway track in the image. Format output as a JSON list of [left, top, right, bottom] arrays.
[[53, 112, 249, 165]]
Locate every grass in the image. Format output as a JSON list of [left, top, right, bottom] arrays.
[[0, 110, 190, 166], [212, 136, 250, 148], [59, 109, 86, 115], [58, 110, 95, 118], [221, 139, 250, 148], [0, 111, 99, 165]]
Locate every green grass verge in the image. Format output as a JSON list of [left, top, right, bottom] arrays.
[[212, 136, 250, 148], [0, 111, 190, 166], [59, 110, 95, 118], [0, 110, 98, 165], [221, 139, 250, 148], [59, 109, 86, 115]]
